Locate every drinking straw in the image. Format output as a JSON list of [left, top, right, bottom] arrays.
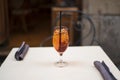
[[60, 11, 62, 33], [59, 11, 62, 53]]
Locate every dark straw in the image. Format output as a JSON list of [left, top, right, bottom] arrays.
[[60, 11, 62, 32], [59, 11, 62, 54]]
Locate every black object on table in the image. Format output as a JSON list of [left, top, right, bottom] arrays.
[[94, 61, 117, 80], [15, 41, 29, 61]]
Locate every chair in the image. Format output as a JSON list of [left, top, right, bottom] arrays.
[[9, 0, 32, 32]]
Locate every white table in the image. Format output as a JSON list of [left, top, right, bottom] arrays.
[[0, 46, 120, 80]]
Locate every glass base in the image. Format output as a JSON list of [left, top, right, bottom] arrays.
[[55, 60, 68, 68]]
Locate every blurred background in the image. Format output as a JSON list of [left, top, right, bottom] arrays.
[[0, 0, 120, 70]]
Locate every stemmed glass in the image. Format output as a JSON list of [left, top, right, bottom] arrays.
[[53, 26, 69, 67]]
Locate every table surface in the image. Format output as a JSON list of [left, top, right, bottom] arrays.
[[0, 46, 120, 80]]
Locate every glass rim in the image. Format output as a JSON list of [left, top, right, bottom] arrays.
[[54, 26, 68, 30]]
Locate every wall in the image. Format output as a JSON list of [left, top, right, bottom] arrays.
[[82, 0, 120, 66], [0, 0, 9, 45]]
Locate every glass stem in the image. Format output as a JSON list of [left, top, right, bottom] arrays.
[[54, 52, 68, 68], [59, 52, 63, 62], [59, 55, 63, 63]]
